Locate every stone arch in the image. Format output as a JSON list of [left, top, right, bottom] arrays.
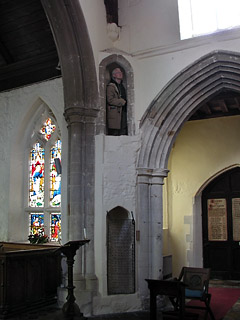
[[136, 50, 240, 301], [99, 54, 135, 135], [138, 50, 240, 170], [41, 0, 98, 110]]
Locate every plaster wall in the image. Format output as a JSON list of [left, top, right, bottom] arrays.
[[79, 0, 113, 74], [0, 78, 67, 242], [94, 134, 141, 312], [95, 1, 240, 125], [118, 0, 180, 53], [165, 116, 240, 277]]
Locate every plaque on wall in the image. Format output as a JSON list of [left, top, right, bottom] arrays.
[[232, 198, 240, 241], [207, 199, 227, 241], [107, 213, 135, 295]]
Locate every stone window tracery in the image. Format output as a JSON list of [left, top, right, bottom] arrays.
[[27, 110, 61, 243]]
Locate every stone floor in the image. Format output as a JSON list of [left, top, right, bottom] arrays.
[[6, 299, 240, 320], [12, 304, 240, 320], [5, 280, 240, 320]]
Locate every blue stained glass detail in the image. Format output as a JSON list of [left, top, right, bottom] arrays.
[[29, 213, 44, 235]]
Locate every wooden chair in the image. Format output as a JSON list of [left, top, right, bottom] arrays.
[[176, 267, 215, 320], [145, 279, 199, 319]]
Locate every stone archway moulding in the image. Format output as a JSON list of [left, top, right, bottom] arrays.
[[41, 0, 99, 298], [136, 50, 240, 302], [41, 0, 98, 110], [138, 50, 240, 170]]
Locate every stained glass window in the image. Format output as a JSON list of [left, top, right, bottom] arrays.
[[29, 213, 45, 235], [50, 140, 62, 207], [28, 116, 62, 243], [51, 213, 61, 241], [29, 143, 45, 207], [40, 117, 56, 141]]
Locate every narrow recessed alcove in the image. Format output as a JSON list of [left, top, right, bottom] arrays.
[[107, 206, 135, 295]]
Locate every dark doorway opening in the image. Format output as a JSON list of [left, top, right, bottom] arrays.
[[202, 167, 240, 280]]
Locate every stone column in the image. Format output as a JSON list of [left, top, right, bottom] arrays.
[[64, 106, 98, 287], [137, 168, 168, 306], [137, 168, 151, 304], [149, 169, 168, 278]]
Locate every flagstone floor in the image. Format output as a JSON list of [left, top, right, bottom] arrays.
[[4, 302, 240, 320], [5, 280, 240, 319]]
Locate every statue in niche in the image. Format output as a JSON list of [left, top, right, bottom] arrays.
[[106, 67, 128, 136]]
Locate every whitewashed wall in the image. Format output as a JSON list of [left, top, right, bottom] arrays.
[[0, 78, 67, 243], [118, 0, 180, 53], [94, 134, 142, 313], [95, 135, 140, 281]]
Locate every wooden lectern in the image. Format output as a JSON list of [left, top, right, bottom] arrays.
[[57, 240, 90, 320]]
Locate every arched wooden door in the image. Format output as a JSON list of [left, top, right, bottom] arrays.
[[202, 167, 240, 280]]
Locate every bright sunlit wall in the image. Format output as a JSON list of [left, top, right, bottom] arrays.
[[178, 0, 240, 40]]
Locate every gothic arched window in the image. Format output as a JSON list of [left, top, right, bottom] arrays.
[[28, 114, 62, 243]]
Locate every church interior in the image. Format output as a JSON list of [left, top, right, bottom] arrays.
[[1, 0, 240, 318]]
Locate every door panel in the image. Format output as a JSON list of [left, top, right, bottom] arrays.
[[202, 167, 240, 280]]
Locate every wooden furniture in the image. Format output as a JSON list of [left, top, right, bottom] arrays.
[[145, 279, 199, 319], [177, 267, 215, 320], [60, 240, 90, 320], [0, 242, 61, 319]]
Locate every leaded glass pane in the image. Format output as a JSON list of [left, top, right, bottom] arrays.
[[50, 140, 62, 207], [50, 213, 61, 241], [29, 142, 44, 207], [40, 118, 56, 141], [29, 213, 44, 235]]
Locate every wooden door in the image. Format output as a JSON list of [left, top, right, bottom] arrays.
[[202, 167, 240, 280]]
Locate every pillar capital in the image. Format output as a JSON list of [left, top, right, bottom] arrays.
[[137, 167, 169, 185], [64, 106, 99, 125]]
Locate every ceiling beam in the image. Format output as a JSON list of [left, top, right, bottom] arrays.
[[220, 100, 229, 113], [0, 37, 14, 64], [0, 51, 60, 92], [202, 103, 212, 115], [234, 97, 240, 110]]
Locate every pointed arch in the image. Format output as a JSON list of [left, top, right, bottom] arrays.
[[8, 98, 62, 242], [138, 50, 240, 169], [136, 51, 240, 295], [41, 0, 98, 109]]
